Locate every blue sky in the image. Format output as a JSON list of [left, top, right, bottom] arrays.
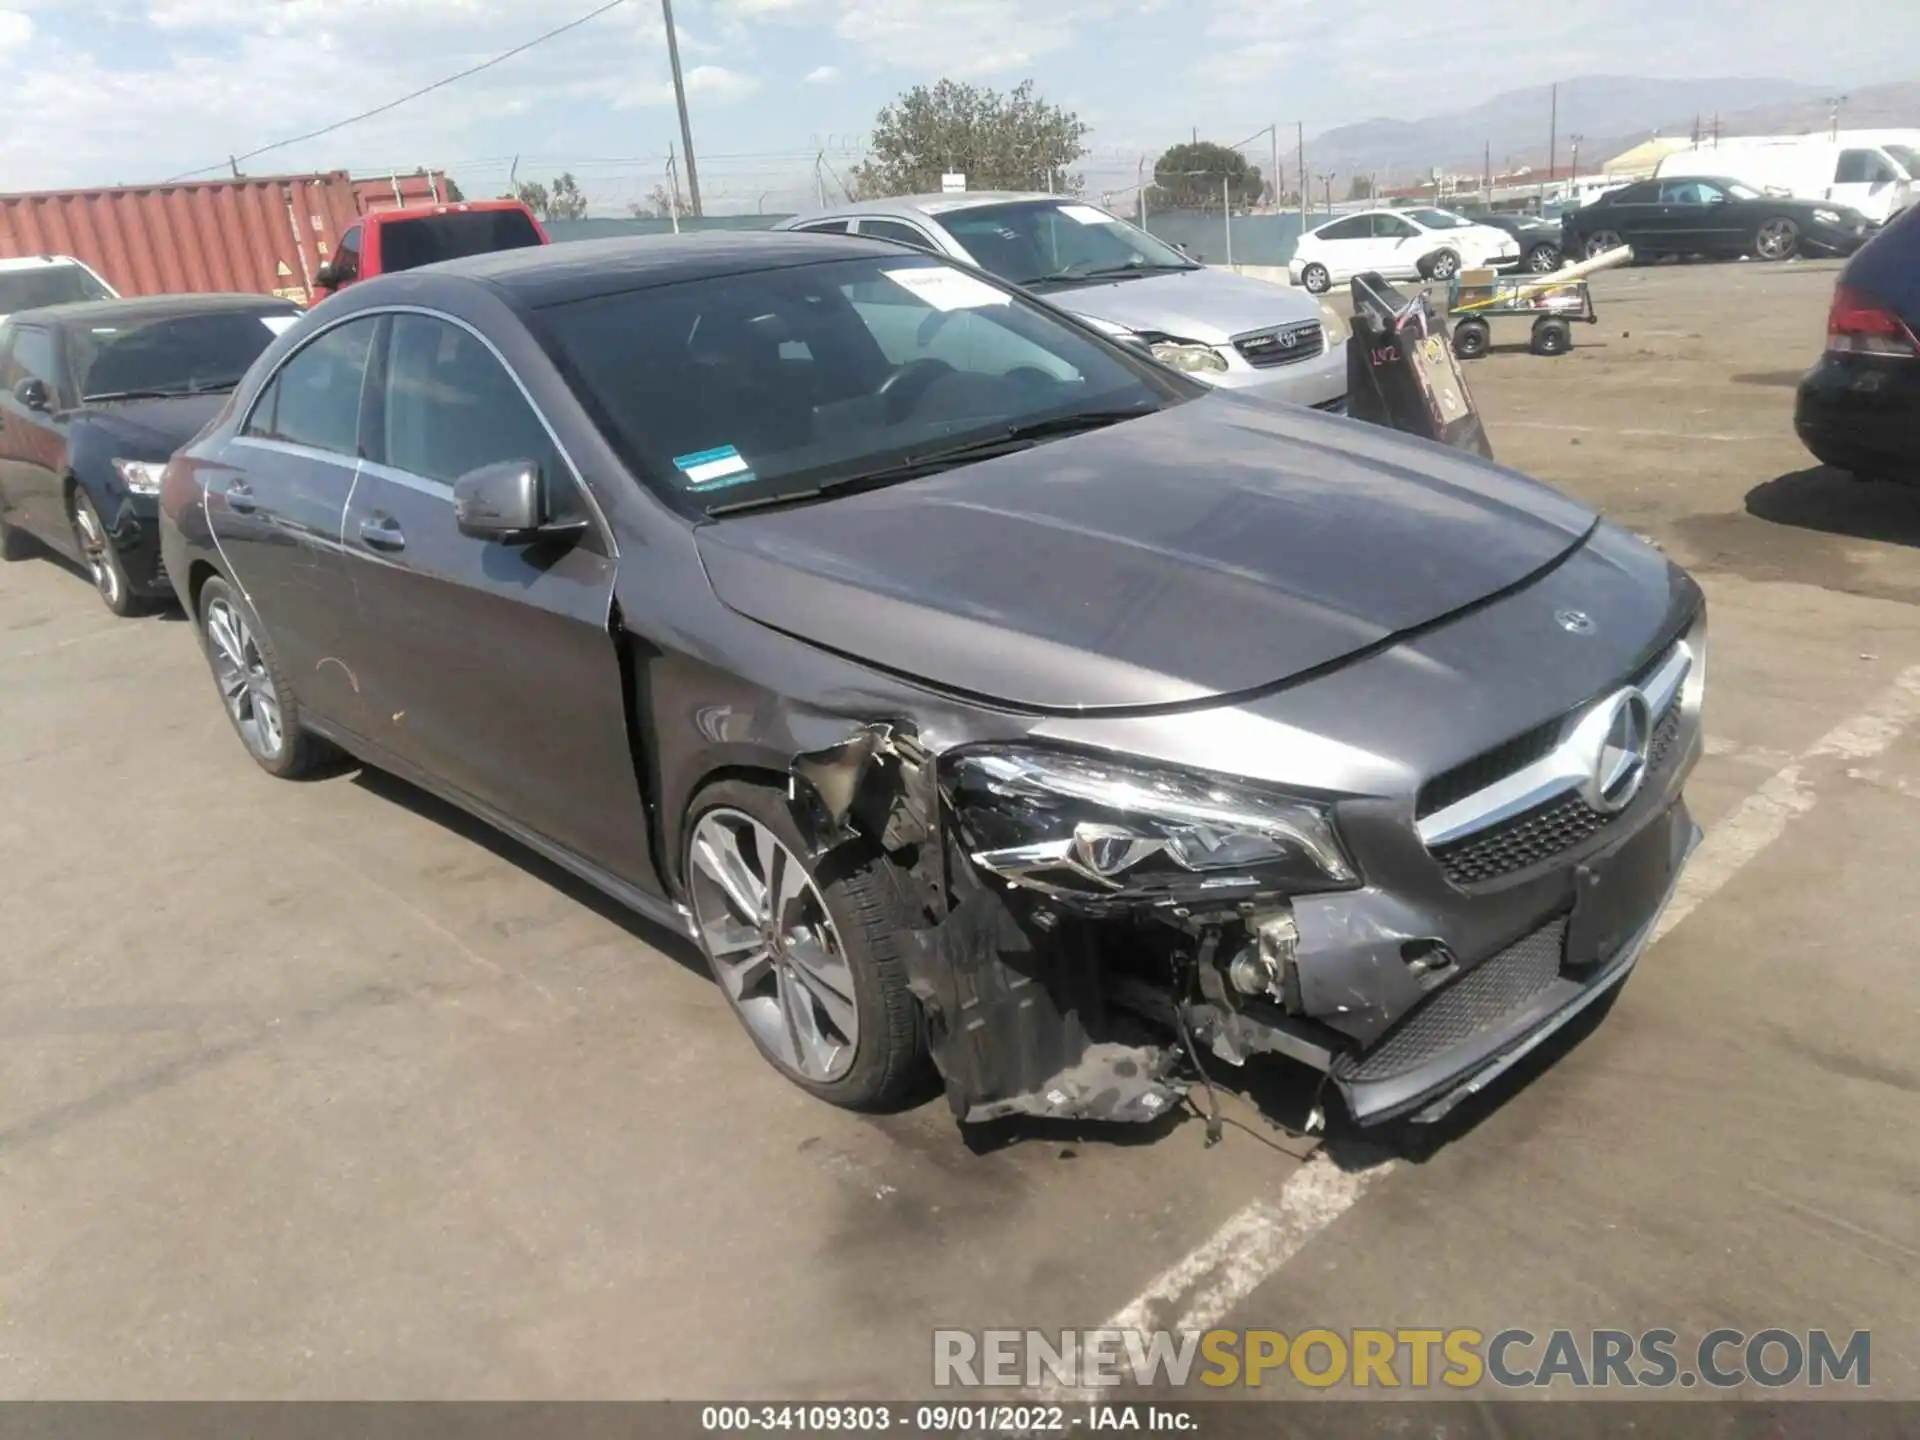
[[1, 0, 1915, 212]]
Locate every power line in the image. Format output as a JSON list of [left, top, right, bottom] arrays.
[[163, 0, 631, 183]]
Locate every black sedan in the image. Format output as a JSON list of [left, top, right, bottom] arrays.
[[1795, 202, 1920, 483], [159, 234, 1704, 1135], [0, 294, 301, 613], [1560, 176, 1871, 263], [1451, 209, 1564, 273]]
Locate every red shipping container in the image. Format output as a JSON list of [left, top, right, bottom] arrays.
[[0, 173, 365, 306]]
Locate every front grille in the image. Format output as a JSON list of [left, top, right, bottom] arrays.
[[1432, 703, 1684, 887], [1235, 320, 1325, 368], [1418, 722, 1560, 821], [1334, 918, 1568, 1082]]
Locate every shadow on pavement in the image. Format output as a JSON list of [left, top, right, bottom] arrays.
[[1747, 465, 1920, 547]]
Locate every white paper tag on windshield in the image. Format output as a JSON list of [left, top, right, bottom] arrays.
[[1057, 204, 1112, 226], [882, 267, 1009, 311], [260, 316, 300, 335]]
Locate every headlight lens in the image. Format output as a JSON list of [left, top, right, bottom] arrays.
[[112, 458, 166, 495], [1813, 208, 1842, 226], [946, 748, 1355, 902], [1145, 338, 1230, 374]]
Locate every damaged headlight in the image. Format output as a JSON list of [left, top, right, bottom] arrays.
[[946, 748, 1355, 902]]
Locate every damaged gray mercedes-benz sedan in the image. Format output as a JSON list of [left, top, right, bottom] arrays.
[[160, 232, 1704, 1134]]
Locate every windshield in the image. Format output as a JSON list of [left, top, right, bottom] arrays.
[[380, 210, 544, 273], [1409, 209, 1474, 230], [1883, 144, 1918, 177], [537, 254, 1194, 515], [936, 200, 1197, 286], [71, 308, 298, 400], [1725, 182, 1762, 200], [0, 264, 113, 314]]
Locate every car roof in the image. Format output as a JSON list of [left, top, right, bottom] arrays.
[[6, 293, 298, 330], [422, 230, 912, 308], [794, 192, 1066, 221], [0, 254, 93, 273]]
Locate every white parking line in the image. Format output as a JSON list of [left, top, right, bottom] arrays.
[[1040, 668, 1920, 1395]]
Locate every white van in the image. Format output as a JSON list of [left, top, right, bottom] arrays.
[[1656, 138, 1913, 225]]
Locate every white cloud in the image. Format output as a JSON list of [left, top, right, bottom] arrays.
[[833, 0, 1108, 76], [804, 64, 839, 84], [0, 8, 30, 54]]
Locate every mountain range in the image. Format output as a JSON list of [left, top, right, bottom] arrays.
[[1305, 76, 1920, 181]]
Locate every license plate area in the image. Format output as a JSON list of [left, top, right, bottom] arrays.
[[1566, 803, 1682, 968]]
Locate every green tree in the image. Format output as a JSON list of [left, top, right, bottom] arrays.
[[1149, 141, 1262, 211], [510, 172, 589, 221], [850, 79, 1088, 197], [1347, 174, 1374, 200]]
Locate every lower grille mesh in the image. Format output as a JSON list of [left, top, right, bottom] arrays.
[[1334, 918, 1568, 1083], [1432, 703, 1684, 887]]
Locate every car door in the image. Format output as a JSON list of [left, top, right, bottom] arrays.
[[214, 313, 381, 728], [0, 324, 73, 549], [341, 309, 652, 884], [1306, 216, 1373, 279], [1831, 148, 1900, 223], [1588, 184, 1660, 251], [1647, 180, 1716, 253], [1370, 214, 1427, 276]]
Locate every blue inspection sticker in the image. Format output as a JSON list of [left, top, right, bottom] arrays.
[[673, 445, 756, 489]]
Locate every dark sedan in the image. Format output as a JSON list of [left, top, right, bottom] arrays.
[[1795, 202, 1920, 483], [1451, 209, 1564, 273], [1561, 176, 1871, 263], [159, 234, 1705, 1135], [0, 294, 301, 613]]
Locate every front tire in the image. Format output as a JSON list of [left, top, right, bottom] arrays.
[[69, 490, 145, 616], [196, 576, 333, 779], [1300, 263, 1331, 295], [1452, 318, 1491, 359], [685, 780, 928, 1110], [1525, 243, 1562, 273], [1531, 317, 1573, 356], [1755, 217, 1800, 261], [1424, 249, 1461, 281], [1584, 229, 1625, 261]]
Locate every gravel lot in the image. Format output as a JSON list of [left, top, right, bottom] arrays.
[[1, 256, 1915, 1401]]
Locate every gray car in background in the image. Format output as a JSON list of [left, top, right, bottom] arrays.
[[776, 193, 1349, 411]]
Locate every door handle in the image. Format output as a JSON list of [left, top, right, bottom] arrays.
[[359, 514, 406, 552], [226, 479, 257, 513]]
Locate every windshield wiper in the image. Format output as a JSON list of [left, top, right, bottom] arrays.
[[1025, 261, 1197, 285], [83, 388, 183, 402], [704, 406, 1156, 517]]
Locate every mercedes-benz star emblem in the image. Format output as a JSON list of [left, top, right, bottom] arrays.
[[1585, 688, 1654, 813], [1555, 609, 1596, 635]]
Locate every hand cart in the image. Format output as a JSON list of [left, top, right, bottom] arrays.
[[1444, 269, 1596, 359]]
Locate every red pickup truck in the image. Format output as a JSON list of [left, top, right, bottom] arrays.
[[314, 199, 548, 298]]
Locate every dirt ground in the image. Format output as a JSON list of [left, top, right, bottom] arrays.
[[1, 256, 1915, 1404]]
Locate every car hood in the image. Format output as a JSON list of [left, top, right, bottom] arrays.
[[1039, 266, 1323, 345], [695, 394, 1598, 713], [73, 393, 226, 456]]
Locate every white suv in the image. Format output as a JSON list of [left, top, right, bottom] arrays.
[[0, 255, 118, 321], [1289, 209, 1519, 294]]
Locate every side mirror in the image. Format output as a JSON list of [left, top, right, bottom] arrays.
[[454, 460, 545, 542], [313, 262, 340, 290], [14, 377, 48, 412]]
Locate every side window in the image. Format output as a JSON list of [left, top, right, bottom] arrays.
[[858, 218, 939, 252], [1614, 183, 1656, 205], [1373, 215, 1419, 238], [379, 314, 567, 495], [796, 219, 852, 235], [1316, 216, 1369, 242], [1837, 150, 1895, 185], [335, 225, 362, 283], [13, 327, 60, 394], [243, 316, 379, 457]]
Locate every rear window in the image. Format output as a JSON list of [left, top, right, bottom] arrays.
[[0, 264, 113, 313], [378, 210, 543, 273]]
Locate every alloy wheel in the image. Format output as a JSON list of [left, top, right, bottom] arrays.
[[70, 499, 120, 609], [1756, 219, 1798, 261], [1527, 245, 1561, 273], [204, 596, 285, 761], [1586, 230, 1624, 259], [688, 808, 859, 1084], [1430, 251, 1459, 279]]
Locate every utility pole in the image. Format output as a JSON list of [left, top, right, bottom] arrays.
[[1543, 80, 1557, 208], [1223, 175, 1233, 265], [660, 0, 703, 216], [1824, 95, 1848, 140], [814, 152, 826, 209], [1569, 133, 1584, 184], [1137, 154, 1147, 226], [666, 148, 682, 233], [1296, 121, 1306, 233], [1484, 140, 1491, 203], [1271, 123, 1279, 212]]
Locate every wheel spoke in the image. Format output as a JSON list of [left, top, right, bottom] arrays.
[[207, 608, 245, 671], [714, 942, 776, 1001], [785, 933, 858, 1042], [692, 824, 767, 923], [770, 965, 808, 1071]]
